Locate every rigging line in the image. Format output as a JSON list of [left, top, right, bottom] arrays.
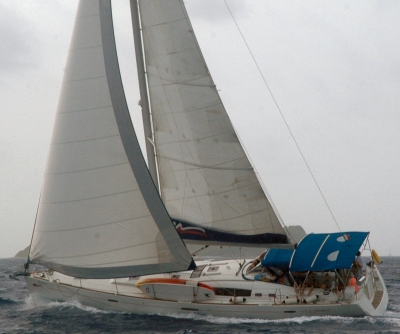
[[27, 142, 54, 268], [223, 0, 342, 233]]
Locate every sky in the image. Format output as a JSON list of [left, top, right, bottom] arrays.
[[1, 0, 399, 258]]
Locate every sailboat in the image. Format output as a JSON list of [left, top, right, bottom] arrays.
[[20, 0, 388, 319]]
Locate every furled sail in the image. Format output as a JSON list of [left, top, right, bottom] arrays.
[[29, 0, 194, 279], [138, 0, 288, 246]]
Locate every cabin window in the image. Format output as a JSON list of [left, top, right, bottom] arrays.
[[214, 288, 252, 297], [190, 265, 207, 278]]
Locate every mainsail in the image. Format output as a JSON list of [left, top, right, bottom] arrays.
[[29, 0, 194, 279], [138, 0, 288, 245]]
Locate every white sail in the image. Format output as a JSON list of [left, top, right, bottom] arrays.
[[29, 0, 194, 279], [138, 0, 287, 244]]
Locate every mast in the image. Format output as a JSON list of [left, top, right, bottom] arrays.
[[129, 0, 158, 188]]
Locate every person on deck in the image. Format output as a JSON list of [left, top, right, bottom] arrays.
[[354, 251, 366, 279], [320, 273, 332, 289], [293, 272, 305, 293], [301, 272, 317, 296]]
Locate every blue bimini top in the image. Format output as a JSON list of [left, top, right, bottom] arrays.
[[289, 231, 369, 272], [261, 248, 294, 269]]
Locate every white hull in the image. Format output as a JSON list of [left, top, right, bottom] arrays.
[[26, 259, 388, 320]]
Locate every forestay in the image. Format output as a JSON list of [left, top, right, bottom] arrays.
[[29, 0, 194, 279], [138, 0, 287, 245]]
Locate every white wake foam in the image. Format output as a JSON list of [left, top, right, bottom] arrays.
[[21, 295, 115, 314], [164, 313, 362, 324], [47, 300, 114, 314]]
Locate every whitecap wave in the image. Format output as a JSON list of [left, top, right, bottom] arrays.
[[378, 311, 400, 327], [381, 317, 400, 326], [22, 295, 117, 314], [19, 295, 36, 311], [384, 310, 400, 318], [46, 300, 114, 314]]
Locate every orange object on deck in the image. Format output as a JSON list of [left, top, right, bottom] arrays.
[[347, 277, 359, 293]]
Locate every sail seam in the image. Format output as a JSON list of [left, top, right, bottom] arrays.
[[41, 189, 140, 204], [45, 162, 129, 175], [46, 244, 159, 260], [163, 81, 215, 88], [63, 75, 107, 84], [158, 156, 253, 170], [76, 14, 100, 19], [146, 17, 186, 28], [156, 129, 238, 145], [57, 105, 113, 115], [164, 101, 222, 115], [52, 134, 120, 145], [69, 257, 159, 266], [172, 108, 225, 116], [68, 44, 103, 52], [170, 177, 262, 196], [148, 74, 215, 88], [35, 216, 151, 233]]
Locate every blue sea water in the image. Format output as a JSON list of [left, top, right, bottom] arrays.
[[1, 257, 399, 334]]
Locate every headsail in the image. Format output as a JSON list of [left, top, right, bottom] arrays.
[[138, 0, 288, 246], [29, 0, 194, 279]]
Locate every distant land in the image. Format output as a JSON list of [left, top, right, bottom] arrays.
[[15, 246, 29, 258]]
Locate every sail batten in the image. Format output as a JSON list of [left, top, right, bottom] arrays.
[[29, 0, 194, 279], [45, 162, 129, 176]]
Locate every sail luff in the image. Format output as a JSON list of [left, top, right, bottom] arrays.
[[28, 0, 194, 279], [129, 0, 158, 187]]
